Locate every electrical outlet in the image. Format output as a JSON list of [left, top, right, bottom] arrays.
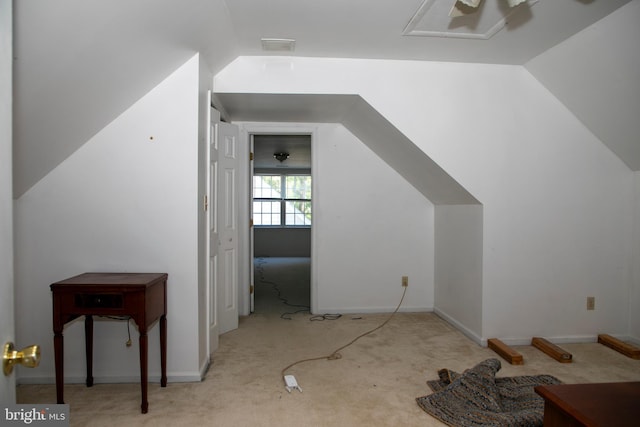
[[402, 276, 409, 287], [587, 296, 595, 310]]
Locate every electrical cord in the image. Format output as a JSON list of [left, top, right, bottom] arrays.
[[255, 259, 347, 322], [255, 258, 311, 320], [281, 284, 408, 377], [98, 315, 132, 346], [309, 314, 342, 321]]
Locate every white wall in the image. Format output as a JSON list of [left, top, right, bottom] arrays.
[[525, 0, 640, 344], [478, 75, 633, 344], [14, 54, 202, 384], [631, 171, 640, 342], [13, 0, 239, 198], [0, 0, 15, 403], [240, 121, 434, 313], [434, 205, 483, 343], [525, 0, 640, 171], [254, 228, 311, 257], [215, 56, 635, 342], [311, 123, 434, 313]]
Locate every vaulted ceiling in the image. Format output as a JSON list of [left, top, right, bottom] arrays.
[[12, 0, 638, 196]]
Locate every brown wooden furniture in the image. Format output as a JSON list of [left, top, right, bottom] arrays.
[[535, 382, 640, 427], [51, 273, 168, 414]]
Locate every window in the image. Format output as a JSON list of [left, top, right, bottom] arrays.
[[253, 174, 311, 226]]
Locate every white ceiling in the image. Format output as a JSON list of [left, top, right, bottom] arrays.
[[12, 0, 637, 196], [223, 0, 631, 64]]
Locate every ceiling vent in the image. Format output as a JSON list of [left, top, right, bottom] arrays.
[[403, 0, 539, 40], [261, 38, 296, 52]]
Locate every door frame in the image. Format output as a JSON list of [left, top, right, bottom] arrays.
[[239, 123, 318, 316]]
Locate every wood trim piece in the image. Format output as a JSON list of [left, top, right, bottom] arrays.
[[488, 338, 524, 365], [531, 337, 572, 363], [598, 334, 640, 359]]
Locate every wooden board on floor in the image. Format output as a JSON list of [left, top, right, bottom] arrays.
[[598, 334, 640, 360], [531, 337, 572, 363], [488, 338, 524, 365]]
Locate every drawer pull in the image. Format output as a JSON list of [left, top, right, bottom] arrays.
[[75, 294, 123, 308]]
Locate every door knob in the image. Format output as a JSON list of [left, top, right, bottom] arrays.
[[3, 342, 41, 376]]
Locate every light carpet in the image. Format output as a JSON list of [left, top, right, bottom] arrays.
[[17, 258, 640, 426]]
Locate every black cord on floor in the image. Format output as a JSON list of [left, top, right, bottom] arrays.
[[309, 314, 342, 321], [255, 258, 311, 320]]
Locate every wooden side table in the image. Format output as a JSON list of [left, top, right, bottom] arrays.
[[51, 273, 168, 413], [535, 382, 640, 427]]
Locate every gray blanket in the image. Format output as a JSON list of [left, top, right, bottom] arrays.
[[416, 358, 561, 427]]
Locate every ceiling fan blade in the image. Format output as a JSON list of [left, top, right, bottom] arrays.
[[449, 0, 484, 18]]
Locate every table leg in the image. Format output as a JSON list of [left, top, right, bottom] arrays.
[[85, 315, 94, 387], [54, 331, 64, 404], [160, 314, 167, 387], [139, 331, 148, 414]]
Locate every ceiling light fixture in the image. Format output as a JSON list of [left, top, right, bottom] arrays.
[[450, 0, 528, 17], [273, 152, 290, 162], [261, 38, 296, 52], [405, 0, 539, 39]]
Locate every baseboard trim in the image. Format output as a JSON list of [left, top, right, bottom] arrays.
[[433, 308, 484, 346], [17, 372, 203, 386], [627, 335, 640, 346], [479, 335, 639, 347], [312, 306, 432, 315], [199, 358, 210, 380]]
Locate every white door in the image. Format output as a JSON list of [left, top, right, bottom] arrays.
[[206, 93, 220, 355], [216, 122, 240, 334], [0, 207, 15, 404], [1, 0, 15, 403]]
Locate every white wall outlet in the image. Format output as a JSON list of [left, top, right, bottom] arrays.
[[402, 276, 409, 287], [587, 296, 595, 310]]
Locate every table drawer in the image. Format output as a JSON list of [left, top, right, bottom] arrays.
[[74, 293, 124, 309]]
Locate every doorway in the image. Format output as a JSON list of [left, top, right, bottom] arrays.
[[251, 134, 312, 316]]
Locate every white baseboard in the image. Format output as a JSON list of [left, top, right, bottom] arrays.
[[17, 372, 203, 386], [199, 358, 210, 380], [312, 306, 432, 315], [471, 334, 638, 348], [627, 335, 640, 346], [490, 336, 597, 347], [433, 308, 484, 346]]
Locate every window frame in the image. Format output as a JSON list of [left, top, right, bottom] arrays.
[[253, 173, 312, 228]]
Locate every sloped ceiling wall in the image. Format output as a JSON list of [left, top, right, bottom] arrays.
[[13, 0, 237, 197], [526, 0, 640, 171], [12, 0, 639, 198], [217, 93, 479, 204]]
